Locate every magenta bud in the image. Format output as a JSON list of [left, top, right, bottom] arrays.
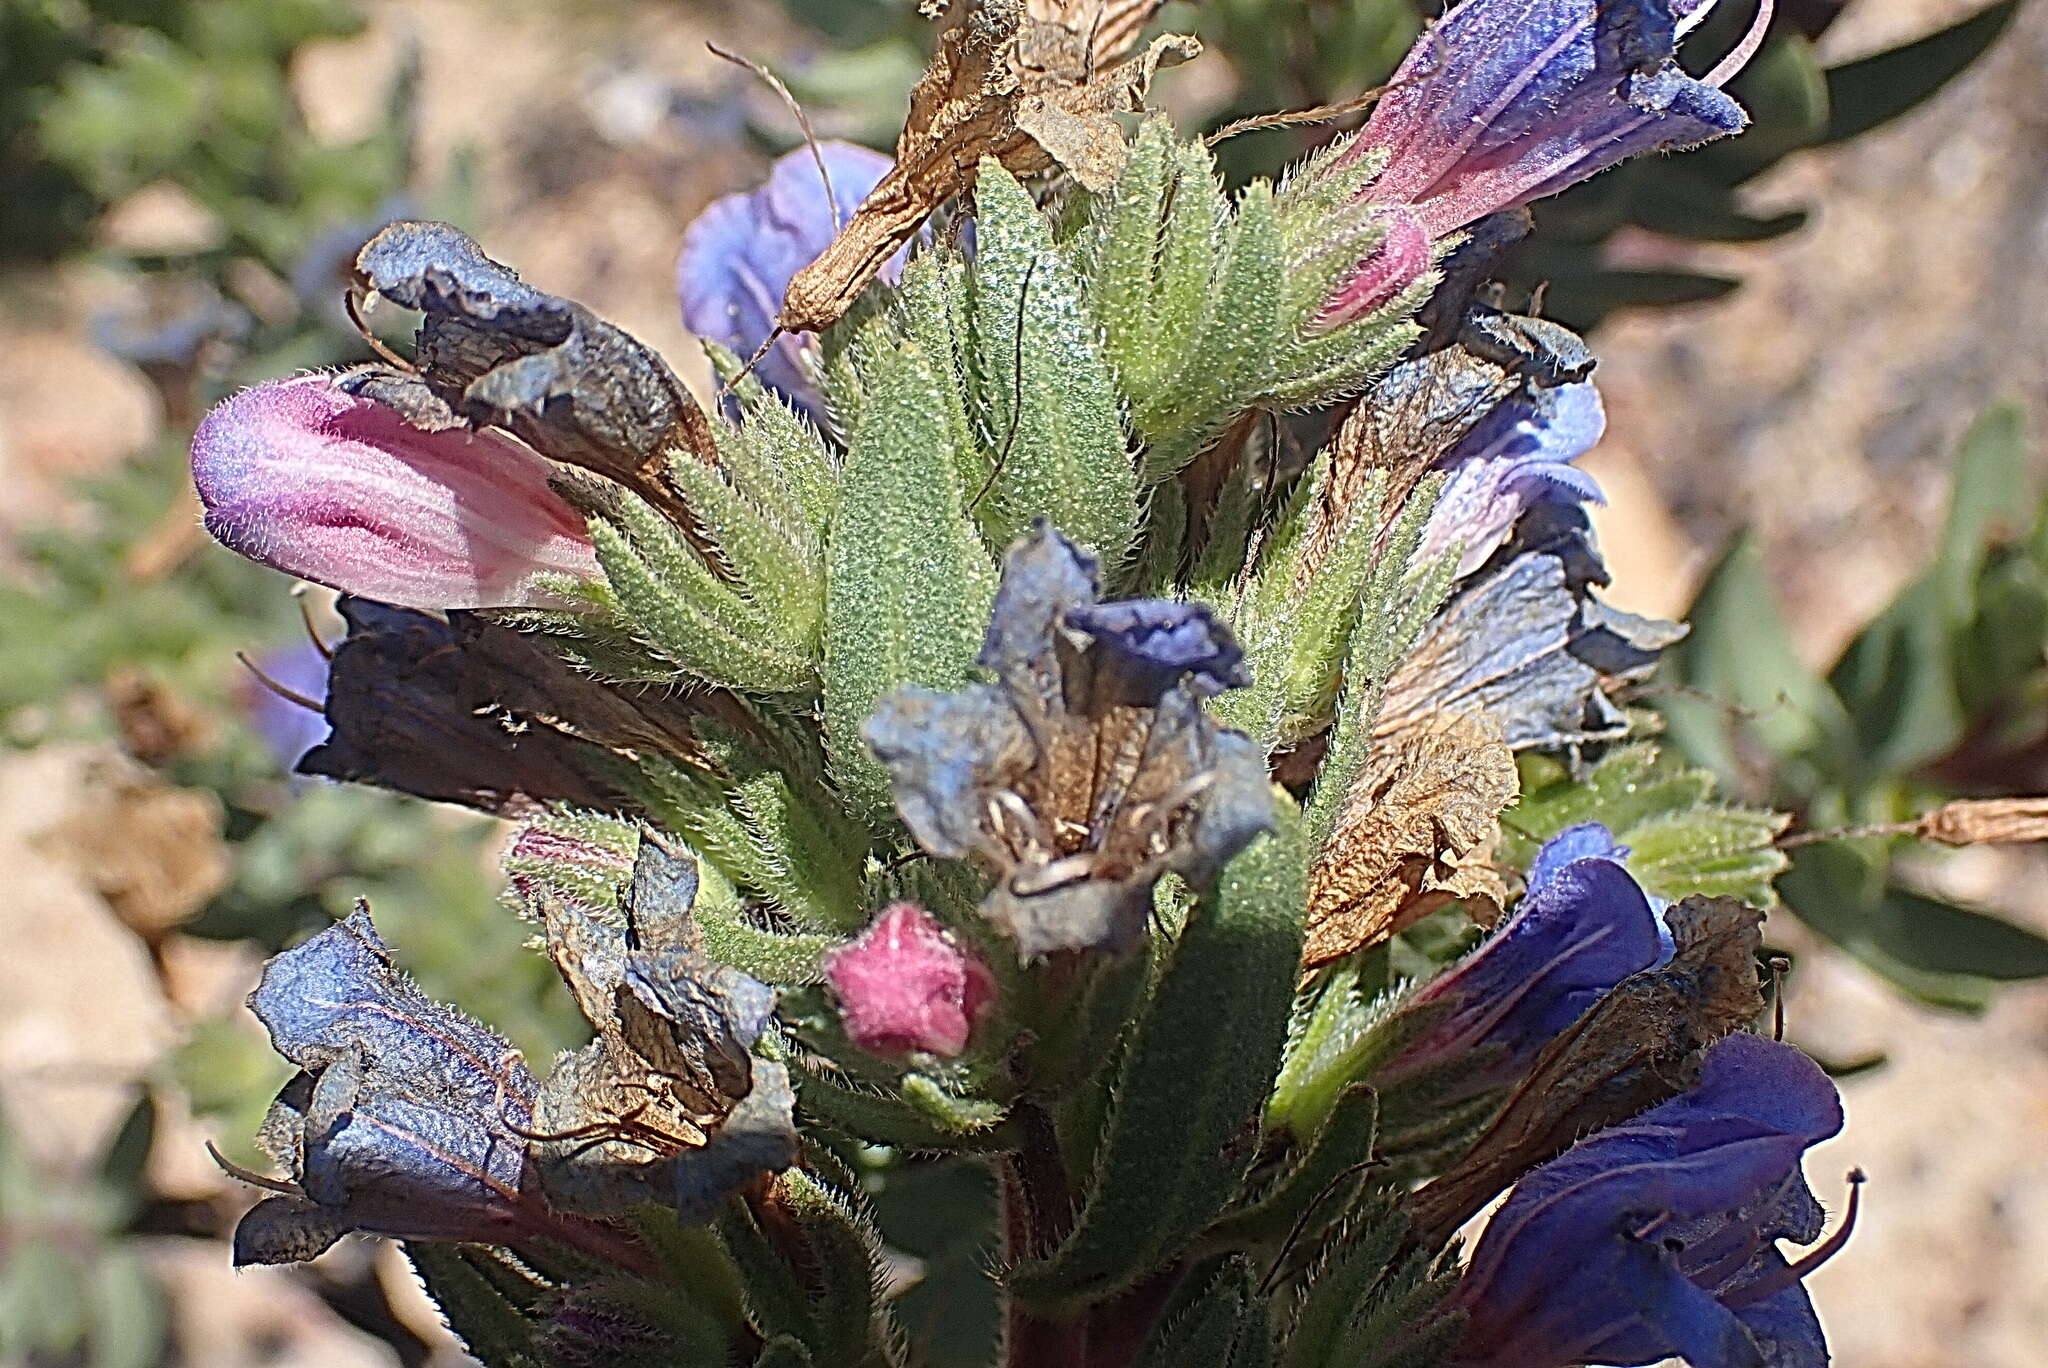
[[191, 374, 600, 610], [1314, 208, 1432, 333], [824, 903, 995, 1059]]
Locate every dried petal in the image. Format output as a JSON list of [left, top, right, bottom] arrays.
[[1305, 712, 1519, 968], [231, 906, 548, 1261], [296, 598, 634, 815], [866, 523, 1272, 956], [1915, 796, 2048, 846], [1378, 504, 1685, 752], [353, 220, 714, 521], [192, 374, 599, 611], [778, 0, 1197, 334]]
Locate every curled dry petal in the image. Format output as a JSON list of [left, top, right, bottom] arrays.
[[1304, 711, 1519, 968], [192, 374, 599, 611], [865, 523, 1272, 957]]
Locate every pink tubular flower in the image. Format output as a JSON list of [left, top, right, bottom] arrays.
[[191, 374, 599, 611], [824, 903, 995, 1059], [1314, 208, 1432, 332]]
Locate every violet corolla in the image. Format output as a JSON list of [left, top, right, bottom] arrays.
[[1449, 1031, 1847, 1368]]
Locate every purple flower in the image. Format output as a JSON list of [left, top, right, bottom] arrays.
[[864, 524, 1273, 956], [239, 639, 332, 773], [825, 902, 996, 1059], [1419, 377, 1607, 578], [1449, 1031, 1846, 1368], [1377, 827, 1662, 1097], [192, 375, 600, 611], [229, 906, 554, 1263], [677, 142, 897, 415], [1334, 0, 1759, 238]]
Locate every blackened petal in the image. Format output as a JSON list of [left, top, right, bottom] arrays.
[[231, 1196, 347, 1267], [669, 1060, 800, 1223], [242, 906, 542, 1247]]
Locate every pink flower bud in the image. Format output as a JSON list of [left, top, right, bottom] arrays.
[[1314, 208, 1432, 333], [824, 903, 995, 1059], [191, 374, 599, 610]]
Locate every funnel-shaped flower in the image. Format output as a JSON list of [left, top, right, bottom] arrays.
[[1419, 376, 1607, 578], [825, 903, 996, 1059], [1375, 826, 1662, 1099], [677, 142, 897, 414], [192, 374, 599, 610], [865, 524, 1272, 957], [1336, 0, 1756, 238], [1449, 1031, 1845, 1368]]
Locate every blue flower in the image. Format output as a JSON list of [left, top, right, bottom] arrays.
[[1332, 0, 1759, 237], [1377, 827, 1662, 1097], [865, 524, 1273, 956], [230, 906, 558, 1263], [1449, 1031, 1847, 1368], [1418, 377, 1607, 579], [676, 142, 897, 415]]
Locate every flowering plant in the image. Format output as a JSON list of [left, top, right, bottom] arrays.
[[185, 1, 1888, 1364]]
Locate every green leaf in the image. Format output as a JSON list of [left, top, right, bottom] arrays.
[[1820, 1, 2019, 146], [406, 1245, 544, 1367], [1827, 577, 1966, 780], [1214, 1085, 1379, 1247], [1506, 745, 1788, 908], [967, 161, 1139, 564], [1780, 841, 2048, 1008], [1661, 531, 1855, 796], [1937, 402, 2031, 620], [1708, 36, 1830, 180], [1008, 798, 1306, 1310], [822, 336, 997, 825], [1134, 1256, 1271, 1368]]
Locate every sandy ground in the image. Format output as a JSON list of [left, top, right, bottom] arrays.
[[2, 0, 2045, 1362]]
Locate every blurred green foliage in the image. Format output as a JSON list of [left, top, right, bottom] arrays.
[[1661, 404, 2048, 1009]]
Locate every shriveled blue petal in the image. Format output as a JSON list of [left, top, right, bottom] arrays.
[[1380, 505, 1684, 750], [1340, 0, 1749, 235], [1065, 597, 1249, 702], [865, 683, 1027, 861], [237, 906, 543, 1259], [979, 521, 1102, 681], [1526, 821, 1628, 895], [1451, 1034, 1844, 1368], [676, 141, 896, 413], [1421, 378, 1607, 578], [669, 1061, 800, 1222], [1386, 857, 1661, 1094]]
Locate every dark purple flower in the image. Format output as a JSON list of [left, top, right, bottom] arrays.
[[1449, 1031, 1846, 1368], [192, 374, 599, 611], [677, 142, 897, 414], [1418, 376, 1607, 578], [1376, 828, 1662, 1097], [1525, 820, 1629, 895], [865, 524, 1273, 956], [825, 902, 996, 1059], [229, 906, 553, 1263], [1334, 0, 1761, 238], [240, 639, 332, 773]]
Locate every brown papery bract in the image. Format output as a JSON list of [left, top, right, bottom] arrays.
[[777, 0, 1198, 335]]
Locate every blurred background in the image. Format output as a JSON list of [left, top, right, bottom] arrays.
[[1, 0, 2044, 1364]]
